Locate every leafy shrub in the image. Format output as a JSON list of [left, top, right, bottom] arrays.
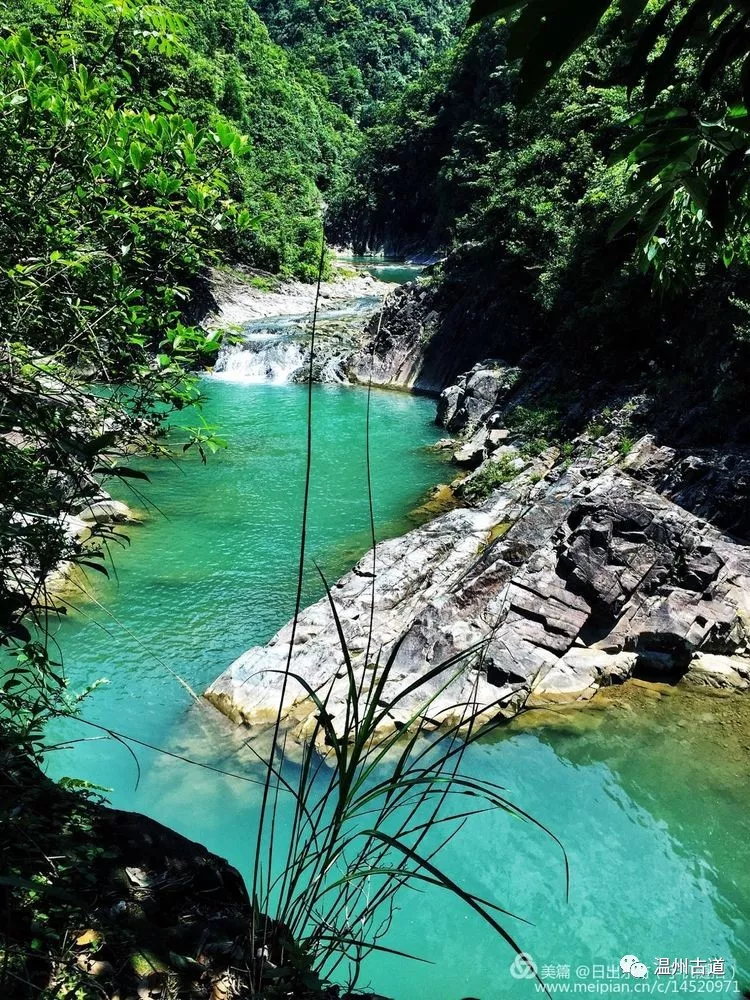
[[460, 455, 518, 503], [507, 405, 563, 441]]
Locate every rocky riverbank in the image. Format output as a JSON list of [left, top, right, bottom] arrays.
[[204, 275, 750, 741], [206, 265, 385, 330], [2, 744, 384, 1000], [205, 450, 750, 740]]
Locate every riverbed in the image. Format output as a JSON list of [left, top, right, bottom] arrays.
[[44, 295, 750, 998]]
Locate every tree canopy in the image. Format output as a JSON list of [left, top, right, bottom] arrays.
[[249, 0, 471, 121], [467, 0, 750, 277]]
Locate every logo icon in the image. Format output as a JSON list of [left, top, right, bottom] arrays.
[[620, 955, 649, 979], [510, 953, 538, 980]]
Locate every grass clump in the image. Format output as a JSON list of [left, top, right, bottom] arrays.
[[507, 404, 563, 440], [618, 434, 635, 457], [249, 275, 279, 292], [585, 419, 606, 440], [585, 406, 622, 442], [460, 455, 518, 504], [333, 264, 360, 279], [506, 403, 568, 458]]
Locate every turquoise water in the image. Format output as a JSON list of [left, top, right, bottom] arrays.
[[364, 686, 750, 998], [45, 380, 750, 999], [338, 255, 424, 285], [46, 378, 444, 800]]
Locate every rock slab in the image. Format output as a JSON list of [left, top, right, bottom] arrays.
[[205, 466, 750, 738]]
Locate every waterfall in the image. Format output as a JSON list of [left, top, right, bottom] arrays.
[[211, 329, 307, 384], [209, 296, 382, 384]]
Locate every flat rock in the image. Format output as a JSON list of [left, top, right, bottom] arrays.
[[77, 499, 140, 525], [205, 466, 750, 738], [682, 653, 750, 689]]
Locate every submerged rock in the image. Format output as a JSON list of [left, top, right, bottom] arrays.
[[77, 497, 141, 525], [205, 465, 750, 739]]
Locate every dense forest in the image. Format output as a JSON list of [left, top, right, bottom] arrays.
[[248, 0, 469, 119], [3, 0, 360, 280]]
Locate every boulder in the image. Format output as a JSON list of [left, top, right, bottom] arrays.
[[453, 434, 486, 467], [682, 653, 750, 689], [624, 435, 750, 539], [77, 498, 140, 525], [487, 428, 510, 448], [437, 385, 464, 428], [436, 362, 522, 432], [205, 467, 750, 739]]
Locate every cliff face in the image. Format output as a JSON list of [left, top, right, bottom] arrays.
[[342, 254, 540, 393], [343, 281, 444, 391]]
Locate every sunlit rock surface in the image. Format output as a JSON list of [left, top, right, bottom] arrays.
[[205, 463, 750, 738]]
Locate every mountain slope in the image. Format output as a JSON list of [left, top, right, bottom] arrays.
[[249, 0, 470, 119]]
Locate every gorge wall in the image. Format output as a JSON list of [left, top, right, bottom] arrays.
[[205, 265, 750, 741]]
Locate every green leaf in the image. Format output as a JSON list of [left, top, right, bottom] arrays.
[[94, 466, 150, 481], [83, 431, 120, 456], [79, 560, 110, 577], [129, 143, 143, 171]]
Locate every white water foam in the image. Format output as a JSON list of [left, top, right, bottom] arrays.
[[211, 336, 306, 384]]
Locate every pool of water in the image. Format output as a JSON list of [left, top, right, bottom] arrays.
[[45, 379, 750, 999], [364, 684, 750, 998], [46, 378, 445, 792], [339, 255, 424, 285]]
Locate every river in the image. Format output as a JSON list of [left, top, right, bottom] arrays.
[[45, 282, 750, 999]]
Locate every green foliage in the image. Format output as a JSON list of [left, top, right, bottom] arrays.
[[0, 29, 246, 353], [336, 9, 750, 420], [459, 454, 518, 503], [618, 433, 635, 456], [466, 0, 750, 279], [507, 404, 563, 440], [249, 274, 279, 291], [0, 4, 254, 760], [584, 407, 616, 441], [586, 419, 607, 441], [5, 0, 353, 280], [330, 19, 634, 273], [181, 416, 228, 463], [328, 22, 512, 250], [506, 404, 568, 457], [249, 0, 471, 121]]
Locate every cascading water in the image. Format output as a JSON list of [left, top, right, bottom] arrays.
[[210, 296, 383, 384], [213, 334, 307, 384], [210, 314, 308, 383]]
